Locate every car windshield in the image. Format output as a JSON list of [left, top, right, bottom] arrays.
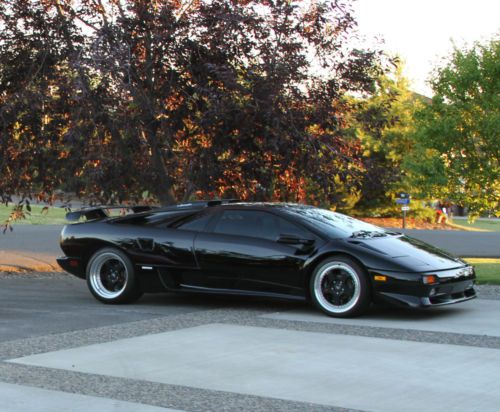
[[284, 206, 389, 238]]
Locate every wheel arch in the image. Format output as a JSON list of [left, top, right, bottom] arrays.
[[80, 239, 127, 275]]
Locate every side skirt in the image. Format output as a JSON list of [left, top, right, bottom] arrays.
[[176, 283, 306, 301], [138, 265, 307, 301]]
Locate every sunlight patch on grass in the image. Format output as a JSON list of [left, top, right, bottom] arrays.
[[464, 258, 500, 285], [451, 219, 500, 232], [465, 258, 500, 264]]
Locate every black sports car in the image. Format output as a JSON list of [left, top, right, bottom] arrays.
[[57, 201, 476, 317]]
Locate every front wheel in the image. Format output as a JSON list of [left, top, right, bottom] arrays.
[[310, 256, 370, 317], [86, 247, 143, 304]]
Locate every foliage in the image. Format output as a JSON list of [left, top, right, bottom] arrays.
[[0, 202, 64, 228], [0, 0, 386, 208], [404, 38, 500, 219], [349, 200, 436, 222], [0, 202, 30, 233], [346, 61, 425, 212]]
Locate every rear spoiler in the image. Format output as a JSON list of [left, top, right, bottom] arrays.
[[65, 206, 157, 222], [65, 199, 241, 222]]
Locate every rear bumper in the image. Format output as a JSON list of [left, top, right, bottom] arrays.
[[370, 269, 477, 308], [57, 256, 86, 279]]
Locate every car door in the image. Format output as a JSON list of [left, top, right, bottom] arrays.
[[157, 210, 218, 288], [193, 209, 318, 297], [112, 217, 199, 270]]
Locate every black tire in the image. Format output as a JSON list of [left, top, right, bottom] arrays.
[[86, 247, 143, 304], [309, 256, 370, 317]]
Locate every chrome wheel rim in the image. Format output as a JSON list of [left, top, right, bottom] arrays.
[[314, 262, 361, 313], [89, 252, 128, 299]]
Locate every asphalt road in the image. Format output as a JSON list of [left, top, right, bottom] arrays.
[[0, 225, 63, 271], [0, 225, 62, 255], [399, 229, 500, 257], [1, 225, 499, 264]]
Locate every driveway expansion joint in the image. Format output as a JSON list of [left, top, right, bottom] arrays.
[[0, 362, 357, 412]]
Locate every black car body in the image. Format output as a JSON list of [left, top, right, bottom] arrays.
[[57, 201, 476, 317]]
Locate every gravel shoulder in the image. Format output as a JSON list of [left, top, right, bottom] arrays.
[[474, 284, 500, 300]]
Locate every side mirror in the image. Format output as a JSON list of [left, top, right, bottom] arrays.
[[277, 234, 315, 250]]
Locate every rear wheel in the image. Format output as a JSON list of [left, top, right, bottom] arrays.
[[86, 247, 142, 304], [310, 256, 370, 317]]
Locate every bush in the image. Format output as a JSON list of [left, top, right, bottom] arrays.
[[349, 201, 436, 222]]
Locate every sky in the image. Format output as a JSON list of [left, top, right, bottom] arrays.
[[352, 0, 499, 96]]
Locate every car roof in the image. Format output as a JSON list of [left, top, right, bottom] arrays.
[[149, 201, 311, 212], [168, 202, 314, 213], [111, 201, 315, 224]]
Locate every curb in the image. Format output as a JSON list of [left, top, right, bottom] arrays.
[[0, 264, 62, 273], [0, 251, 60, 273], [446, 222, 491, 232]]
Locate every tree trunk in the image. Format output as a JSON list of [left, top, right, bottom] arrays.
[[144, 124, 177, 206]]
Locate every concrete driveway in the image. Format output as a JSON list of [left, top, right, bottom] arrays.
[[1, 223, 499, 410], [1, 274, 499, 411]]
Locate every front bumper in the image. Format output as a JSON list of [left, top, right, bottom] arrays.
[[370, 268, 476, 308]]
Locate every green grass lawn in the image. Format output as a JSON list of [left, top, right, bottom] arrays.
[[465, 258, 500, 285], [0, 204, 68, 225], [451, 219, 500, 232]]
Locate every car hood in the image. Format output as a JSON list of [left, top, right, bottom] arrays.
[[351, 234, 465, 272]]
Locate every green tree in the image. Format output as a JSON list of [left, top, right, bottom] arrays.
[[348, 61, 425, 213], [404, 38, 499, 218]]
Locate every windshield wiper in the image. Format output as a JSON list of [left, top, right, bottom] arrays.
[[385, 230, 402, 236], [351, 230, 387, 238]]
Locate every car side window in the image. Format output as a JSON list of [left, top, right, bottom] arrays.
[[173, 212, 213, 232], [213, 210, 312, 241], [276, 216, 312, 238]]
